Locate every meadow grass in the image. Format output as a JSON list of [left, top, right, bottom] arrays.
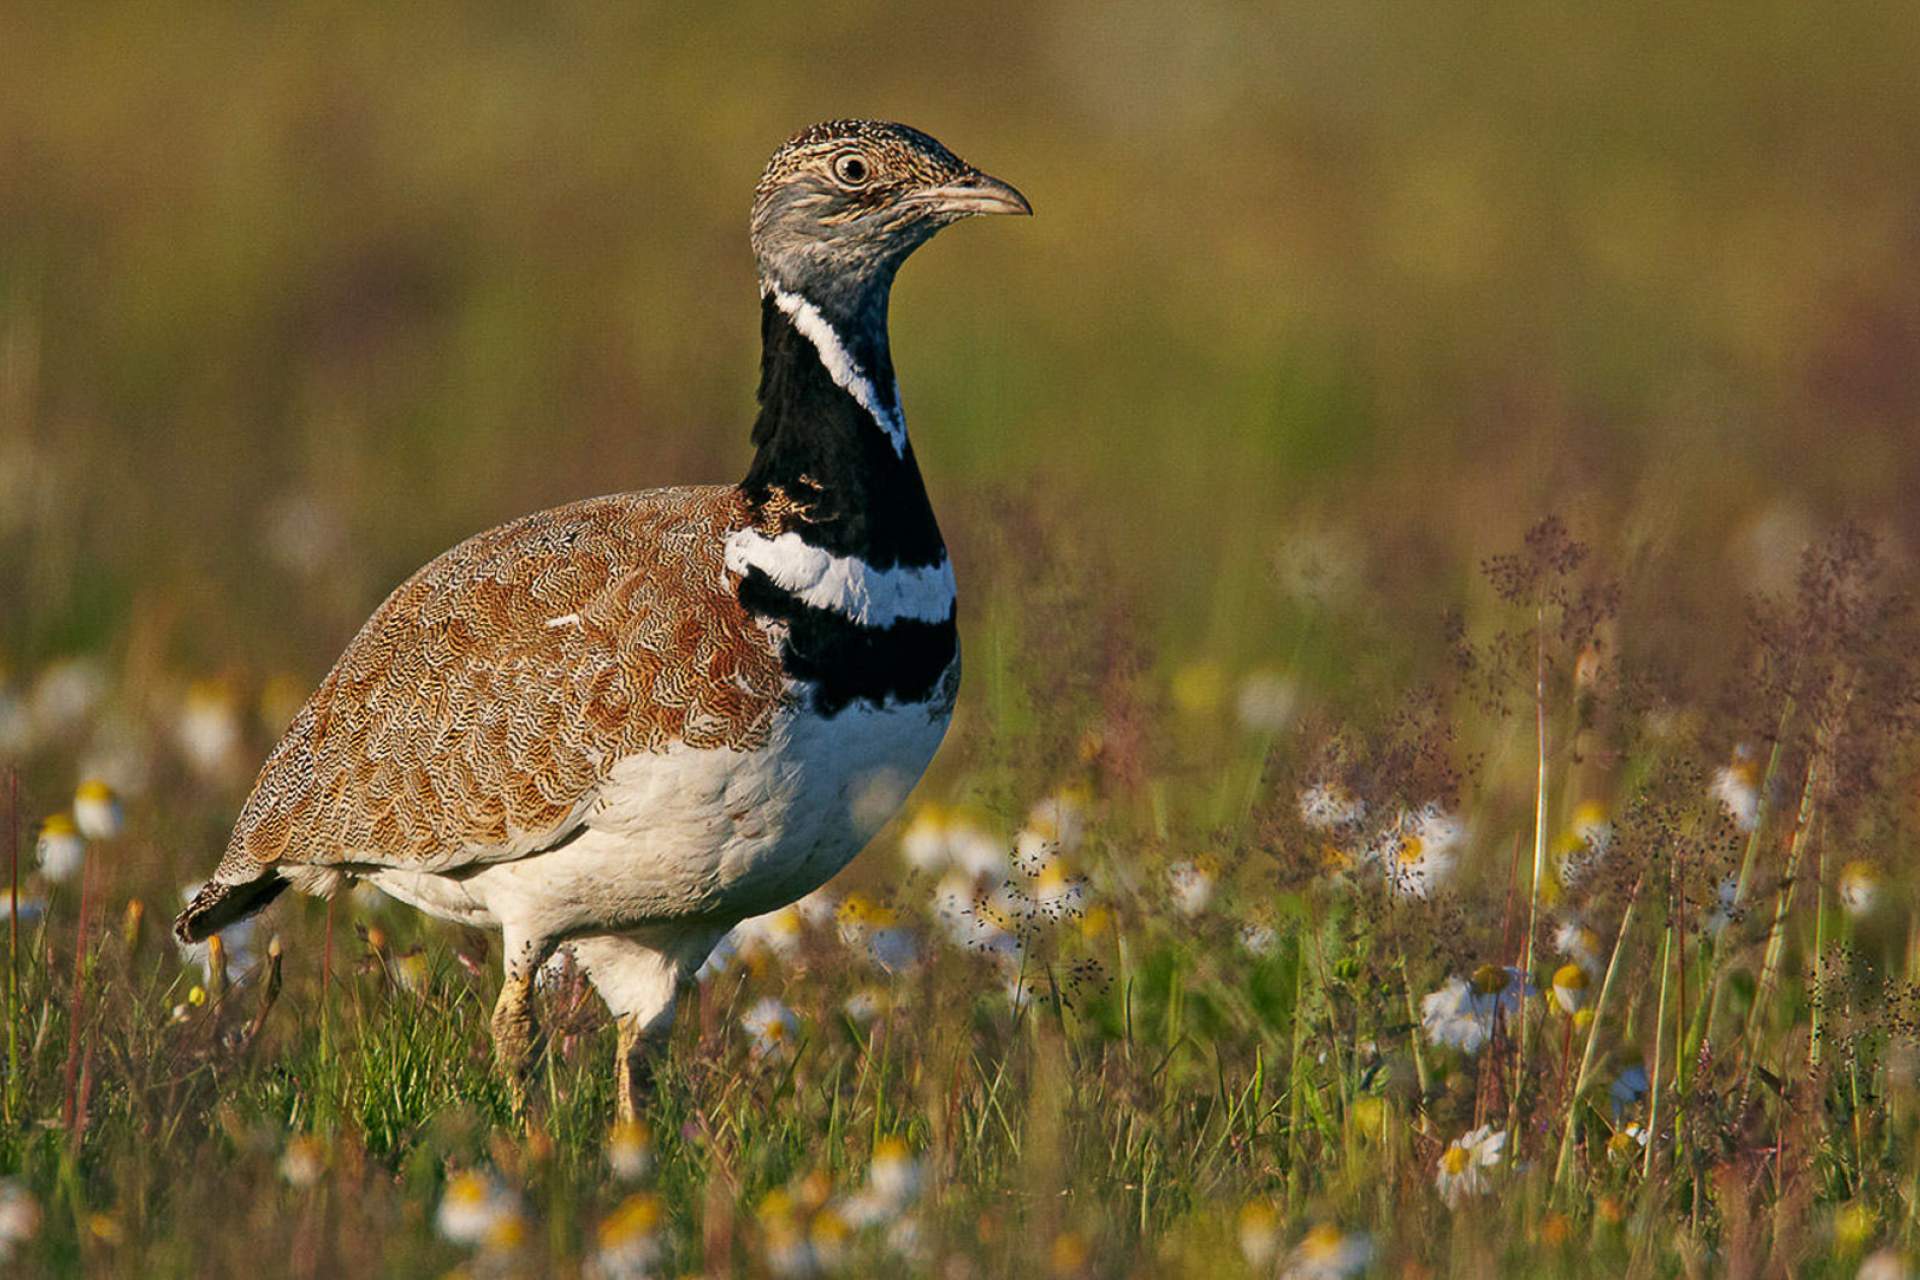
[[1, 516, 1917, 1278], [6, 4, 1920, 1275]]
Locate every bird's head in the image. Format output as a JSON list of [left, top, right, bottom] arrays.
[[750, 120, 1030, 324]]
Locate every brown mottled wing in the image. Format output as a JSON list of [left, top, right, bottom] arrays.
[[210, 486, 786, 879]]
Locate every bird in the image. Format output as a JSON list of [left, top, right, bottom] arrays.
[[173, 120, 1030, 1119]]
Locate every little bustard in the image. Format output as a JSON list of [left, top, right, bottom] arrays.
[[175, 120, 1030, 1118]]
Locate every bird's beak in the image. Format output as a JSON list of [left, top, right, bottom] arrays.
[[904, 170, 1033, 218]]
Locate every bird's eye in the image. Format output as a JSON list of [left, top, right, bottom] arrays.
[[831, 151, 872, 187]]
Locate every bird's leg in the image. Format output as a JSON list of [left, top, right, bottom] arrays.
[[614, 1014, 672, 1124], [491, 934, 552, 1125]]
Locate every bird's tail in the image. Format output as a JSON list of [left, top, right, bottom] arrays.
[[173, 873, 289, 944]]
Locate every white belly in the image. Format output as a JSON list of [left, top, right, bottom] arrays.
[[369, 687, 953, 942]]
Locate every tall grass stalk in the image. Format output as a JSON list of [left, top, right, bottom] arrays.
[[1643, 920, 1672, 1182], [1513, 608, 1549, 1142], [1690, 699, 1795, 1061], [1554, 872, 1643, 1192], [1742, 777, 1825, 1095]]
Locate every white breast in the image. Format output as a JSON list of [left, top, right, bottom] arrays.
[[442, 681, 955, 941]]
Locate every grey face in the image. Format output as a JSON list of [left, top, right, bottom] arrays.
[[750, 120, 1030, 326]]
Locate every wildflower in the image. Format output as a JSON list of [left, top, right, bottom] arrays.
[[1376, 803, 1464, 900], [1434, 1125, 1506, 1206], [1607, 1123, 1649, 1160], [868, 1136, 921, 1208], [795, 887, 839, 927], [946, 810, 1008, 880], [1556, 799, 1612, 887], [72, 779, 123, 840], [1016, 789, 1088, 862], [1236, 1202, 1281, 1269], [1553, 916, 1604, 976], [1419, 967, 1535, 1054], [1298, 782, 1365, 833], [608, 1118, 653, 1181], [592, 1192, 664, 1278], [900, 805, 952, 871], [1166, 859, 1216, 917], [1551, 963, 1590, 1014], [1610, 1062, 1650, 1117], [843, 987, 886, 1026], [0, 1179, 40, 1262], [35, 812, 86, 882], [1281, 1224, 1373, 1280], [175, 678, 244, 782], [1235, 670, 1299, 734], [1858, 1249, 1911, 1280], [1838, 861, 1882, 918], [741, 997, 800, 1060], [809, 1205, 852, 1269], [435, 1170, 521, 1247], [835, 892, 889, 947], [758, 1190, 814, 1277], [1238, 919, 1279, 957], [279, 1134, 327, 1188], [746, 905, 808, 960], [1712, 745, 1762, 831]]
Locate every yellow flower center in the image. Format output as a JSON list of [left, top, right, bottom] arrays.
[[1442, 1146, 1470, 1175], [1397, 836, 1426, 866], [1301, 1223, 1345, 1258], [1471, 964, 1509, 994]]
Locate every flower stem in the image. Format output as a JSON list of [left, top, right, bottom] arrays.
[[1555, 872, 1643, 1192]]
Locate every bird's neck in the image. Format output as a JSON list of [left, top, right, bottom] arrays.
[[739, 281, 945, 570]]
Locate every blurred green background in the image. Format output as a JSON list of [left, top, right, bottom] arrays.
[[4, 0, 1918, 712]]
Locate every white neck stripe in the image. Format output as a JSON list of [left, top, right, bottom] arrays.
[[765, 284, 908, 456], [724, 529, 955, 626]]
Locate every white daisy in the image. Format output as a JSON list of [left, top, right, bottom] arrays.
[[1281, 1223, 1374, 1279], [741, 997, 801, 1060], [1237, 1202, 1281, 1269], [34, 813, 85, 883], [1838, 861, 1882, 918], [71, 779, 123, 840], [1166, 860, 1216, 918], [1434, 1125, 1506, 1206], [591, 1192, 665, 1279], [1712, 746, 1762, 832], [1419, 966, 1535, 1054], [435, 1169, 522, 1247], [1553, 916, 1604, 976], [279, 1135, 326, 1189], [0, 1179, 41, 1262], [1375, 803, 1464, 900], [608, 1119, 652, 1181]]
